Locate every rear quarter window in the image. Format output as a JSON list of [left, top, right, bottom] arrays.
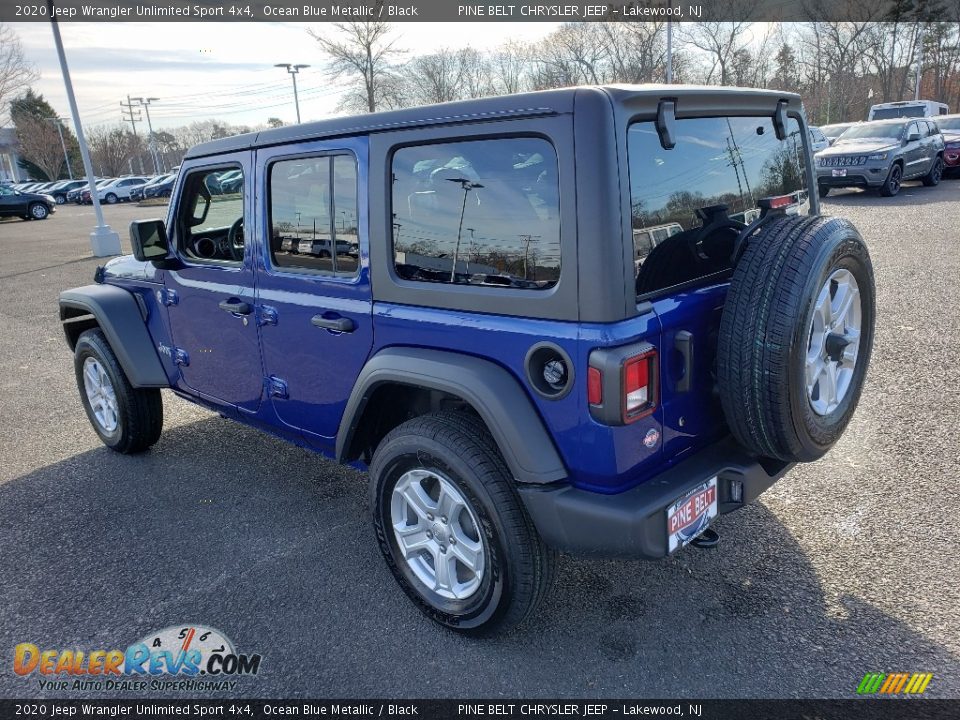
[[390, 137, 561, 290]]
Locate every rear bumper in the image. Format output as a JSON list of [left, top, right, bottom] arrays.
[[517, 437, 794, 560]]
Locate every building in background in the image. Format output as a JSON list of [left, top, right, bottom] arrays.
[[0, 128, 22, 182]]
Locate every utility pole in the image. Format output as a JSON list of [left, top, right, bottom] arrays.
[[48, 0, 120, 256], [45, 117, 73, 179], [133, 97, 160, 174], [666, 20, 673, 84], [914, 25, 925, 101], [121, 95, 144, 174], [275, 63, 309, 123]]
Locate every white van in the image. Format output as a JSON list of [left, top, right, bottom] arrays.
[[868, 100, 949, 120]]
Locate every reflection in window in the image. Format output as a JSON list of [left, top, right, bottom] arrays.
[[391, 137, 560, 290], [629, 115, 808, 296], [179, 167, 244, 264], [269, 154, 359, 276]]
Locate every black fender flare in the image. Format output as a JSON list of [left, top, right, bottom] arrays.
[[336, 347, 567, 484], [59, 284, 169, 388]]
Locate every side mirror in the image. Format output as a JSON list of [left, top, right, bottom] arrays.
[[130, 219, 170, 263], [907, 132, 921, 143]]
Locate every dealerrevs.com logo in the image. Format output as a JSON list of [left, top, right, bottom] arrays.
[[13, 625, 262, 692]]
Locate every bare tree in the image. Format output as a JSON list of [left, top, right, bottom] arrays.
[[599, 22, 668, 84], [0, 24, 38, 123], [487, 41, 532, 95], [14, 116, 64, 180], [308, 21, 404, 113], [531, 23, 609, 89], [86, 125, 141, 177], [401, 49, 468, 106], [680, 16, 757, 85]]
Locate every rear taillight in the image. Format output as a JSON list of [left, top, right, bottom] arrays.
[[587, 344, 658, 425], [622, 350, 657, 422]]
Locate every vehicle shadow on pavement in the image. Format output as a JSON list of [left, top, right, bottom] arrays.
[[0, 416, 956, 699], [824, 178, 959, 208]]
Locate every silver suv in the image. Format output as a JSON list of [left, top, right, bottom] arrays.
[[816, 118, 945, 197]]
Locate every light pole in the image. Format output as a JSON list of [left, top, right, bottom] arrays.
[[446, 178, 483, 282], [133, 97, 160, 174], [275, 63, 309, 123], [48, 0, 120, 256], [46, 117, 73, 179]]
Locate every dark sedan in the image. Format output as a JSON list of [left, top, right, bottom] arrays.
[[0, 185, 56, 220]]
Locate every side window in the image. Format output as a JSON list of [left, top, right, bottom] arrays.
[[391, 137, 561, 290], [177, 166, 244, 265], [268, 154, 359, 276]]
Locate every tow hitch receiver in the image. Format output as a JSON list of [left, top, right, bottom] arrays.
[[691, 528, 719, 549]]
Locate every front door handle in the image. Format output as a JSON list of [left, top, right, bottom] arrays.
[[219, 299, 252, 315], [311, 314, 355, 333]]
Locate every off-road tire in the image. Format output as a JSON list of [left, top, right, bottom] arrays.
[[818, 184, 830, 198], [922, 156, 944, 187], [369, 410, 555, 635], [74, 329, 163, 453], [717, 215, 875, 462]]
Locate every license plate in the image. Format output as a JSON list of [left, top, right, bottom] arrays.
[[667, 477, 718, 553], [832, 168, 847, 177]]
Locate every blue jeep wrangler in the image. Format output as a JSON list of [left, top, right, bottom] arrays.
[[60, 86, 875, 634]]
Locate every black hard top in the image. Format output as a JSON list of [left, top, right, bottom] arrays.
[[184, 84, 803, 159]]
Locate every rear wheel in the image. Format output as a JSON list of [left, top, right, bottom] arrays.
[[922, 156, 943, 186], [369, 411, 554, 635], [717, 215, 875, 462], [878, 163, 902, 196], [105, 193, 118, 204], [818, 184, 830, 198], [74, 329, 163, 453]]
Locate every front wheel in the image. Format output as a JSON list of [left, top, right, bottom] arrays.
[[29, 202, 49, 220], [922, 156, 943, 186], [369, 411, 554, 635], [818, 184, 830, 198], [878, 164, 902, 196], [74, 329, 163, 453]]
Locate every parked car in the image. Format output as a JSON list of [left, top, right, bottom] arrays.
[[808, 126, 830, 154], [144, 174, 176, 199], [48, 180, 88, 205], [933, 114, 960, 175], [0, 184, 56, 220], [816, 117, 944, 197], [95, 176, 150, 204], [820, 123, 857, 145], [79, 179, 116, 204], [60, 85, 876, 635], [130, 175, 170, 201], [868, 99, 949, 120]]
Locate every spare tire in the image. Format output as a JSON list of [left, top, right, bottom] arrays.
[[717, 215, 875, 462]]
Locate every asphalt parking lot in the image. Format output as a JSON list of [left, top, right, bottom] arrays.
[[1, 183, 958, 699]]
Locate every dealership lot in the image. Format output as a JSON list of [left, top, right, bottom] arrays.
[[0, 184, 958, 698]]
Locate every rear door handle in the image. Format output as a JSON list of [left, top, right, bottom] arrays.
[[218, 299, 252, 315], [311, 314, 355, 333], [674, 330, 694, 393]]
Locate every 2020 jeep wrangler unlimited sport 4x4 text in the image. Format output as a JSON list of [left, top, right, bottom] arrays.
[[60, 86, 875, 635]]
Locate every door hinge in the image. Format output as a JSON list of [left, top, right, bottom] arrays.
[[267, 376, 288, 399], [259, 305, 279, 326], [155, 288, 179, 307]]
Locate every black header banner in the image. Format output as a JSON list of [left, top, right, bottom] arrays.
[[0, 699, 958, 720], [3, 0, 957, 23]]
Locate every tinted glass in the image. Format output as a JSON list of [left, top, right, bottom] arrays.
[[839, 123, 905, 140], [269, 154, 359, 276], [391, 137, 560, 290], [628, 115, 808, 296], [872, 106, 925, 119], [935, 117, 960, 130]]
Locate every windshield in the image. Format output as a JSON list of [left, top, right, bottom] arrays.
[[837, 123, 905, 141], [872, 106, 925, 120], [822, 124, 851, 136], [935, 118, 960, 131], [628, 115, 808, 296]]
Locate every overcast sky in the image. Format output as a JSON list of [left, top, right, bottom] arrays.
[[10, 22, 559, 131]]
